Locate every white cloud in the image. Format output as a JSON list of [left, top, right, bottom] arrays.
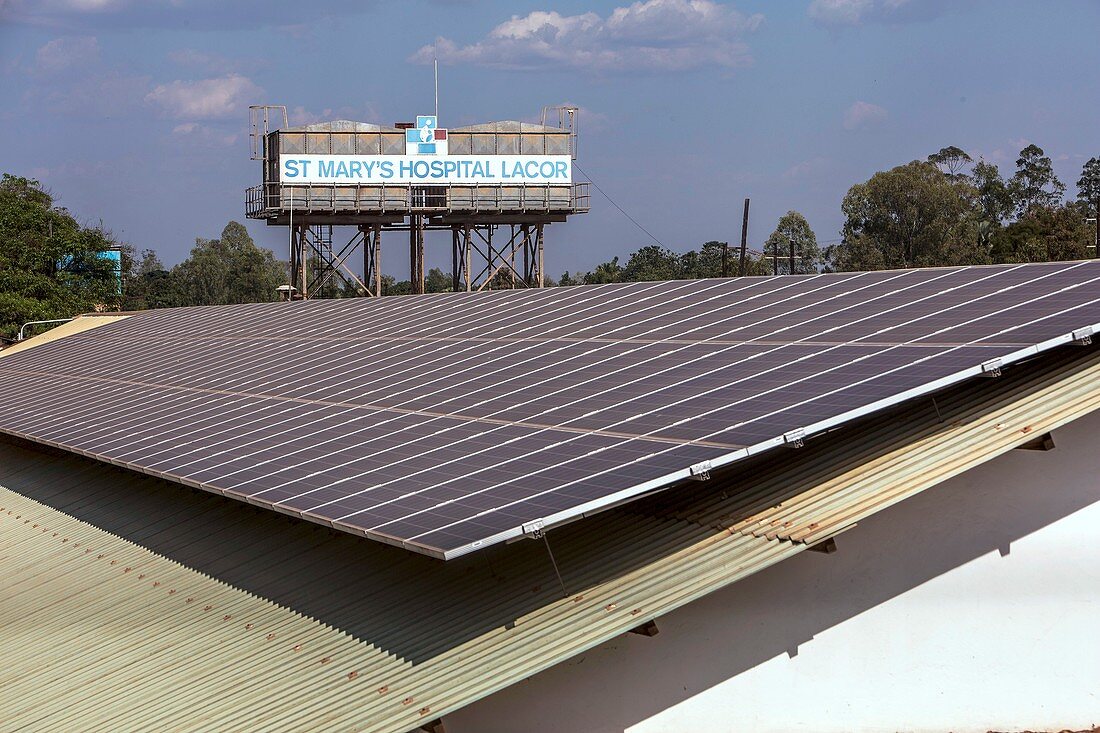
[[145, 74, 262, 120], [843, 100, 888, 130], [412, 0, 764, 72], [522, 103, 611, 133], [168, 48, 238, 73], [1, 0, 371, 29], [172, 121, 238, 147], [783, 156, 830, 179], [35, 36, 99, 72], [59, 0, 126, 9], [24, 70, 150, 116], [3, 0, 129, 18], [809, 0, 875, 25], [288, 105, 336, 126], [286, 104, 380, 126], [808, 0, 944, 26]]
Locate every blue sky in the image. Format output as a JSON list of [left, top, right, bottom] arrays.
[[2, 0, 1098, 278]]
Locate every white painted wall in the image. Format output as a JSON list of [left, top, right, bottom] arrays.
[[447, 409, 1100, 733]]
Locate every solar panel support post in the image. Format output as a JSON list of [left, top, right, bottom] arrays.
[[739, 198, 749, 276]]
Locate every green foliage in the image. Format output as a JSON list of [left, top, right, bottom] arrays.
[[558, 271, 581, 286], [763, 211, 821, 274], [927, 146, 973, 178], [558, 240, 771, 286], [383, 276, 413, 296], [425, 267, 451, 293], [829, 161, 988, 271], [172, 222, 287, 306], [7, 141, 1091, 328], [1010, 144, 1065, 216], [685, 241, 727, 278], [1077, 157, 1100, 215], [122, 249, 179, 310], [622, 246, 681, 282], [971, 160, 1014, 224], [990, 202, 1092, 263], [0, 174, 120, 340]]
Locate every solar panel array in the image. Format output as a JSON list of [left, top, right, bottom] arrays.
[[0, 261, 1097, 558]]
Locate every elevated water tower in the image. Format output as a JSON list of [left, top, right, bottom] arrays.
[[246, 106, 589, 297]]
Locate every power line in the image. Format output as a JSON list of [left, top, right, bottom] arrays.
[[573, 162, 668, 249]]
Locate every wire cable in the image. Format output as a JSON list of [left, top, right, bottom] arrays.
[[573, 162, 668, 249]]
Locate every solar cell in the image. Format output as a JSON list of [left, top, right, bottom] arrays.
[[0, 261, 1098, 558]]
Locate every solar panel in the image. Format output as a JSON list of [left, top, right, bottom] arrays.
[[0, 261, 1097, 558]]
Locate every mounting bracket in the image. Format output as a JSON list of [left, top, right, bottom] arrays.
[[980, 358, 1003, 377], [783, 428, 806, 448], [688, 460, 712, 481], [522, 519, 546, 539]]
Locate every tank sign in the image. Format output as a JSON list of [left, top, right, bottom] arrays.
[[280, 155, 572, 185]]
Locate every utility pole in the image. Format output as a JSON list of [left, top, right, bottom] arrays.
[[789, 237, 796, 276], [738, 198, 749, 276], [721, 241, 729, 278]]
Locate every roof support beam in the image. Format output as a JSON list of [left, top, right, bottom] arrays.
[[807, 537, 838, 554], [628, 619, 660, 637], [1015, 432, 1056, 451]]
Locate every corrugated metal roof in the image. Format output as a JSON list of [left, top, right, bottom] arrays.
[[449, 121, 564, 133], [0, 344, 1097, 732], [286, 120, 402, 133], [276, 120, 565, 134], [0, 314, 128, 359]]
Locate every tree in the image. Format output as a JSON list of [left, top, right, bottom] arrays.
[[971, 160, 1014, 224], [763, 211, 821, 274], [0, 174, 120, 340], [123, 249, 179, 310], [622, 245, 681, 282], [991, 202, 1092, 263], [828, 161, 987, 271], [1010, 144, 1065, 217], [172, 221, 287, 306], [584, 257, 624, 284], [1077, 157, 1100, 215], [560, 242, 770, 286], [424, 267, 451, 293], [679, 241, 729, 279], [558, 271, 582, 287], [383, 277, 413, 296], [928, 146, 973, 178]]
